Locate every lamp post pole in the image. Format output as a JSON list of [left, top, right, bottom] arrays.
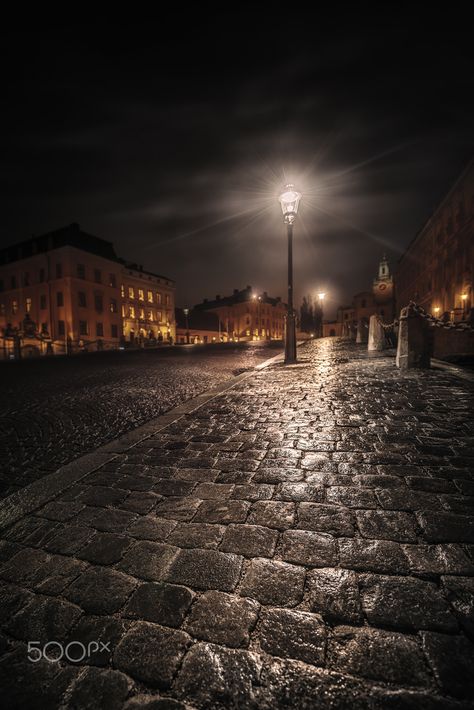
[[318, 292, 326, 338], [279, 184, 301, 364], [183, 308, 189, 344]]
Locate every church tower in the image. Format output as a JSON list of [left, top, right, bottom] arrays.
[[373, 255, 394, 317]]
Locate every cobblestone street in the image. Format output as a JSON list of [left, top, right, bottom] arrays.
[[0, 337, 473, 708], [0, 342, 280, 499]]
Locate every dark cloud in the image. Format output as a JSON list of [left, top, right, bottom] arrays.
[[1, 15, 472, 316]]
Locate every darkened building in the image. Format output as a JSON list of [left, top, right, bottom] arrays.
[[396, 159, 474, 321]]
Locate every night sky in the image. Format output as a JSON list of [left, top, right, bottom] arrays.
[[1, 16, 472, 317]]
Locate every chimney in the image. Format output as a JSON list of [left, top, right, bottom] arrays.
[[263, 291, 268, 298]]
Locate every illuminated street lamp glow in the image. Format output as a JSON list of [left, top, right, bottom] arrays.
[[433, 306, 440, 314], [278, 183, 301, 364], [461, 294, 468, 301], [278, 184, 302, 225], [318, 292, 326, 301]]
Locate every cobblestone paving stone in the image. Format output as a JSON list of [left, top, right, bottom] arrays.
[[0, 343, 280, 499], [0, 337, 474, 708]]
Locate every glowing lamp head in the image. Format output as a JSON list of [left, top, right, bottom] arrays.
[[278, 184, 301, 224], [433, 306, 440, 314], [183, 308, 189, 316], [461, 294, 468, 301], [318, 292, 326, 301]]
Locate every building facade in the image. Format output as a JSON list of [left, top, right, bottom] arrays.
[[396, 160, 474, 321], [120, 263, 175, 344], [194, 286, 286, 341], [0, 223, 175, 357]]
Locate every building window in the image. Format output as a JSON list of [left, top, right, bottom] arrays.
[[79, 320, 88, 335], [110, 298, 117, 313], [94, 293, 103, 312], [40, 295, 47, 310], [121, 284, 125, 297], [94, 269, 102, 284], [96, 322, 104, 337], [139, 308, 145, 320], [128, 286, 135, 299], [26, 298, 32, 313], [165, 294, 170, 305], [41, 322, 48, 334], [138, 289, 144, 301], [57, 292, 64, 307], [12, 300, 18, 314], [148, 310, 154, 321], [11, 276, 16, 289], [111, 324, 118, 338], [130, 306, 135, 319], [24, 272, 30, 286], [109, 273, 117, 288], [147, 290, 153, 303], [121, 304, 126, 317], [77, 264, 86, 279], [56, 263, 62, 279], [156, 292, 162, 304], [78, 291, 87, 308], [58, 320, 65, 336], [39, 268, 45, 283], [0, 303, 5, 315], [157, 310, 162, 322]]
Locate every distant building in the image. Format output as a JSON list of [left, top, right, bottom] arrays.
[[175, 308, 220, 344], [325, 257, 395, 336], [396, 159, 473, 321], [0, 223, 175, 357], [194, 285, 286, 341]]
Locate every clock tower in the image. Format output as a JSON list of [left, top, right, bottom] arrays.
[[373, 255, 394, 317]]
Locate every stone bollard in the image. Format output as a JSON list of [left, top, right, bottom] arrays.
[[395, 307, 432, 369], [368, 315, 385, 351], [356, 319, 368, 344]]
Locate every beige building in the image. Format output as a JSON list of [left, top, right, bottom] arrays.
[[120, 263, 175, 344], [0, 223, 175, 357], [194, 286, 286, 341]]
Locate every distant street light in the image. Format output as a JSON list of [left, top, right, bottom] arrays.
[[278, 184, 301, 363], [318, 292, 326, 338], [183, 307, 190, 344]]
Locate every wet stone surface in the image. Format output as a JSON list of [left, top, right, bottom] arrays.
[[0, 337, 473, 708]]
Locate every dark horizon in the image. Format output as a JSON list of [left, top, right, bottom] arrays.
[[1, 15, 472, 317]]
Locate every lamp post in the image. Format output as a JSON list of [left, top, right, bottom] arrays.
[[318, 292, 326, 338], [183, 308, 190, 344], [279, 184, 301, 364]]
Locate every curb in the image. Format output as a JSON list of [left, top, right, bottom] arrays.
[[431, 358, 474, 384], [0, 348, 286, 532]]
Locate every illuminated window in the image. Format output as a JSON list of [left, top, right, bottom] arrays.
[[57, 292, 64, 307], [129, 287, 135, 299], [40, 295, 47, 310], [138, 289, 144, 301], [121, 304, 126, 317], [148, 310, 154, 321], [157, 311, 162, 321], [139, 308, 145, 320], [121, 284, 125, 297], [147, 290, 153, 303], [130, 306, 135, 318], [26, 298, 32, 313], [156, 292, 162, 304], [110, 298, 117, 313], [12, 299, 18, 314]]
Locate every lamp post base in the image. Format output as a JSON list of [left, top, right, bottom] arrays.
[[285, 312, 297, 364]]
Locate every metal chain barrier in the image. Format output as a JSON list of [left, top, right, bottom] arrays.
[[408, 301, 474, 332]]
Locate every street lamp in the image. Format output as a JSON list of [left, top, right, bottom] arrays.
[[278, 184, 301, 363], [183, 308, 190, 344], [318, 292, 326, 338]]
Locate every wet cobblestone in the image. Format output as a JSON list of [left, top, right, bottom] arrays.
[[0, 338, 473, 708], [0, 343, 280, 499]]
